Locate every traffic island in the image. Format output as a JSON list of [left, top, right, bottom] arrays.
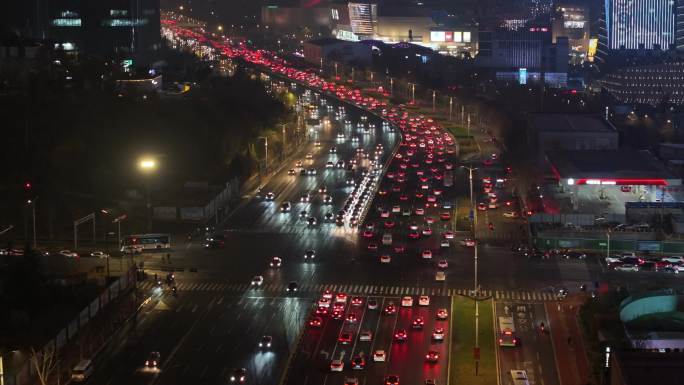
[[449, 296, 497, 385]]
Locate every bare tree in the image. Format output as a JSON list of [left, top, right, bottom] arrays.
[[30, 344, 60, 385]]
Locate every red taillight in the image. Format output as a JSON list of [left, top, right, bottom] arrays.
[[499, 339, 503, 343]]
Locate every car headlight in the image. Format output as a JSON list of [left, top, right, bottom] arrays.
[[259, 343, 263, 347]]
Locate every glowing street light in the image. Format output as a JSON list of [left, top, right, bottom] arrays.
[[139, 158, 157, 171], [138, 157, 157, 230]]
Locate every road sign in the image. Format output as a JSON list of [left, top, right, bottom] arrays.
[[473, 347, 480, 360]]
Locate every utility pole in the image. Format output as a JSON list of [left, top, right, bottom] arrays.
[[449, 97, 453, 121]]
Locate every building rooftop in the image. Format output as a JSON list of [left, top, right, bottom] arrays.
[[306, 37, 346, 46], [613, 350, 684, 385], [546, 150, 677, 181], [530, 113, 614, 133]]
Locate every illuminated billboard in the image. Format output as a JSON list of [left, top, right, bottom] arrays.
[[430, 31, 445, 42]]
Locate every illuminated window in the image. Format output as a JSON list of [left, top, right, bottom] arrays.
[[453, 31, 462, 42], [463, 31, 471, 42], [110, 9, 128, 17], [52, 18, 81, 27]]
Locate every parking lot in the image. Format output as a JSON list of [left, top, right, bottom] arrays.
[[286, 293, 450, 385]]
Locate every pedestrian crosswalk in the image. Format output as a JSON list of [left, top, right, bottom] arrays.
[[138, 280, 560, 301]]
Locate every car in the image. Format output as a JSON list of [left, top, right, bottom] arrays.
[[367, 243, 378, 251], [300, 193, 310, 203], [286, 281, 298, 292], [392, 205, 401, 213], [394, 329, 408, 342], [384, 220, 396, 229], [432, 327, 445, 341], [259, 335, 272, 348], [418, 295, 430, 306], [412, 317, 425, 329], [280, 202, 291, 212], [615, 264, 639, 272], [318, 298, 331, 308], [299, 169, 307, 176], [59, 250, 78, 258], [251, 275, 264, 286], [477, 203, 487, 211], [435, 271, 446, 281], [503, 211, 518, 218], [380, 210, 390, 218], [90, 251, 109, 258], [288, 169, 296, 175], [270, 256, 282, 267], [359, 330, 373, 341], [315, 307, 329, 316], [425, 380, 436, 385], [401, 296, 414, 307], [339, 332, 353, 344], [299, 210, 308, 219], [318, 185, 328, 194], [460, 238, 476, 247], [422, 228, 433, 236], [380, 254, 392, 263], [308, 317, 323, 328], [307, 168, 317, 175], [373, 350, 386, 362], [440, 240, 450, 248], [307, 217, 318, 226], [363, 230, 374, 238], [326, 161, 334, 168], [402, 208, 411, 216], [335, 292, 348, 303], [384, 375, 400, 385], [425, 350, 439, 363], [265, 192, 275, 201], [384, 303, 397, 314], [422, 250, 433, 259], [346, 314, 358, 323], [203, 239, 225, 249], [394, 244, 406, 253], [351, 296, 363, 306], [442, 231, 455, 239], [322, 290, 334, 299], [351, 356, 366, 370], [323, 195, 333, 204], [488, 202, 498, 209], [145, 351, 160, 368], [440, 212, 451, 221], [330, 359, 344, 372], [229, 368, 247, 383], [367, 299, 378, 309], [305, 153, 313, 159], [563, 251, 587, 259], [415, 208, 425, 215], [304, 249, 316, 260]]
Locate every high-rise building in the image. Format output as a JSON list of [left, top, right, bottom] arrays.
[[552, 3, 590, 64], [677, 0, 684, 50], [604, 0, 676, 50]]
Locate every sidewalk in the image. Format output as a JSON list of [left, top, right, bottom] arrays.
[[51, 287, 142, 385], [546, 295, 592, 385]]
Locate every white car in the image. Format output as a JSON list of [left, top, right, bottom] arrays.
[[440, 240, 450, 248], [373, 350, 386, 362], [359, 330, 372, 341], [318, 298, 331, 308], [437, 259, 448, 269], [90, 251, 109, 258], [503, 211, 518, 218], [418, 295, 430, 306], [306, 153, 313, 159], [605, 256, 622, 264], [392, 205, 401, 213], [401, 296, 413, 307], [59, 250, 79, 258], [251, 276, 264, 286], [662, 256, 684, 264], [330, 360, 344, 372], [326, 161, 334, 168], [435, 271, 446, 281], [380, 255, 391, 264], [615, 264, 639, 272], [421, 250, 433, 259], [432, 327, 445, 341]]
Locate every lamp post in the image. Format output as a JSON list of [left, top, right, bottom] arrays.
[[369, 71, 374, 84], [467, 113, 471, 135], [334, 62, 338, 78], [461, 105, 465, 125], [320, 57, 323, 72], [27, 198, 37, 249], [432, 90, 436, 112], [389, 77, 394, 95], [138, 157, 157, 231], [258, 136, 269, 180], [449, 97, 453, 121], [351, 67, 355, 82], [461, 166, 478, 228], [113, 214, 126, 270]]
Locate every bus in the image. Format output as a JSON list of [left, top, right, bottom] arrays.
[[498, 316, 518, 347], [121, 234, 171, 252], [510, 370, 530, 385]]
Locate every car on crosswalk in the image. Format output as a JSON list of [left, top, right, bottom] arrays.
[[251, 276, 264, 286], [418, 295, 430, 306], [401, 296, 413, 307]]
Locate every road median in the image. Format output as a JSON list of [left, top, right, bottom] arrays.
[[449, 296, 497, 385]]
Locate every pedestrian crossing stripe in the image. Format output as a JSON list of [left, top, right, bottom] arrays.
[[138, 280, 560, 301]]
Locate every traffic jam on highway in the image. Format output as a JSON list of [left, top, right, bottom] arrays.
[[288, 291, 450, 385], [160, 22, 537, 385]]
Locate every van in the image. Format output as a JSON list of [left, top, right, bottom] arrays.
[[71, 360, 93, 382], [382, 233, 393, 246]]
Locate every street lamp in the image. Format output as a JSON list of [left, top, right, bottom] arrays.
[[334, 62, 338, 78], [257, 136, 269, 181], [460, 166, 478, 228], [138, 157, 157, 231], [389, 77, 394, 96], [449, 97, 453, 121], [432, 90, 436, 112], [26, 198, 37, 249], [217, 25, 223, 32]]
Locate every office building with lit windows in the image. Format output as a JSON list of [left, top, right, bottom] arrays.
[[46, 0, 161, 56], [604, 0, 676, 50], [601, 60, 684, 106]]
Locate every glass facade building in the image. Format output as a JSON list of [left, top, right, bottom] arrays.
[[605, 0, 676, 50]]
